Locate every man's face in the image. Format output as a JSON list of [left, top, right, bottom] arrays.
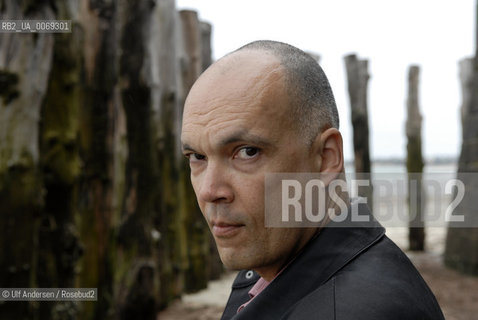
[[181, 50, 320, 279]]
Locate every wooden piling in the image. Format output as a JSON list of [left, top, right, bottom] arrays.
[[444, 1, 478, 277], [178, 9, 212, 294], [405, 65, 425, 251], [344, 54, 373, 209]]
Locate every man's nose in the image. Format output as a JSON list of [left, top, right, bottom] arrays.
[[197, 162, 234, 203]]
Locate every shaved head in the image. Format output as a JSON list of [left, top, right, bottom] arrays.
[[231, 40, 339, 143]]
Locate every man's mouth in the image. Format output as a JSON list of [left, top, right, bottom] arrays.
[[212, 222, 245, 238]]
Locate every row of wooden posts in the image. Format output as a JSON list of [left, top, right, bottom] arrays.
[[0, 1, 221, 319], [344, 55, 425, 250], [345, 1, 478, 276]]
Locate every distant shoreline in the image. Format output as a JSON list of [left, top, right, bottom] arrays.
[[345, 156, 458, 166]]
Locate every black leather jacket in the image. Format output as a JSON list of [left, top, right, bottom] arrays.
[[221, 204, 445, 320]]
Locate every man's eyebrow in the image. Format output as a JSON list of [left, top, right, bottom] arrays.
[[218, 130, 273, 148], [181, 143, 195, 152], [181, 131, 274, 153]]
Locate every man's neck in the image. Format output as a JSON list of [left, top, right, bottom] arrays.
[[254, 227, 320, 281]]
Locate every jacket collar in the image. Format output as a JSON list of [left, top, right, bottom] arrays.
[[233, 201, 385, 319]]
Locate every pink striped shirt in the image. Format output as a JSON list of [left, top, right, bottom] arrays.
[[237, 277, 271, 313]]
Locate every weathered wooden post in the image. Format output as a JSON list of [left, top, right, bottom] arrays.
[[200, 22, 213, 71], [179, 10, 202, 92], [155, 0, 191, 309], [458, 58, 474, 127], [37, 1, 89, 318], [405, 65, 425, 251], [0, 2, 55, 319], [73, 0, 125, 319], [115, 1, 164, 318], [344, 54, 373, 209], [178, 9, 211, 293], [444, 61, 478, 274], [444, 1, 478, 276]]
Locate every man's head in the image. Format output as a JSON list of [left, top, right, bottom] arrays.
[[233, 40, 339, 144], [181, 40, 343, 280]]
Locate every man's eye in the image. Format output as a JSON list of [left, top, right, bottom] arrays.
[[236, 147, 259, 160], [188, 153, 206, 161]]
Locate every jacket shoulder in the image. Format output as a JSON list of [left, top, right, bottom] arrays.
[[283, 236, 445, 320]]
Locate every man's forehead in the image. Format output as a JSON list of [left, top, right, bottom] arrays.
[[184, 50, 284, 109], [181, 49, 293, 148]]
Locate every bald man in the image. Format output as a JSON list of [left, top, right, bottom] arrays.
[[181, 41, 444, 320]]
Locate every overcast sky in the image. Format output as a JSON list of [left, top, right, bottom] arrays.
[[177, 0, 475, 161]]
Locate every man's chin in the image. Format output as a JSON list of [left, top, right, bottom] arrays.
[[218, 256, 243, 271], [218, 249, 253, 271]]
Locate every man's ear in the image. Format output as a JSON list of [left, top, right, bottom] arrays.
[[316, 128, 344, 183]]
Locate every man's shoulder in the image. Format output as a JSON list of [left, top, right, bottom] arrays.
[[283, 235, 445, 320]]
